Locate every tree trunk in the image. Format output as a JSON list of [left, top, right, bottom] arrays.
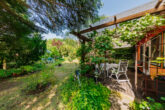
[[81, 40, 86, 63], [3, 58, 7, 70], [0, 57, 2, 69]]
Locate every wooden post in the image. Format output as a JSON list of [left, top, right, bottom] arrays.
[[156, 78, 158, 96], [155, 0, 163, 9], [143, 44, 146, 73], [135, 45, 138, 89], [161, 32, 163, 68]]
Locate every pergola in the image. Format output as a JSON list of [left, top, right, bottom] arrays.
[[72, 0, 165, 89]]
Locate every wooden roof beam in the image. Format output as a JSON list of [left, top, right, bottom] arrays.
[[79, 5, 165, 34], [71, 31, 92, 41], [155, 0, 163, 9]]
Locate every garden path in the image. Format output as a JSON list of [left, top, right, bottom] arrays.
[[0, 62, 78, 110]]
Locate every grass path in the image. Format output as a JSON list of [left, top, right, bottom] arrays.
[[0, 62, 78, 110]]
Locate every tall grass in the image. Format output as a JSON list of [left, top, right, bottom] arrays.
[[59, 76, 111, 110]]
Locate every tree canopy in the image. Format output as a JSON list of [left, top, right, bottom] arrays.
[[0, 0, 102, 33]]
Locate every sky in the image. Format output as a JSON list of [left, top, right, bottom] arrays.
[[43, 0, 153, 39]]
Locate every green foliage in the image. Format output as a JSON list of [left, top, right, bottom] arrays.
[[20, 64, 43, 73], [130, 97, 165, 110], [80, 64, 93, 74], [22, 72, 53, 94], [0, 69, 11, 78], [77, 42, 92, 58], [1, 0, 102, 33], [94, 29, 113, 55], [47, 38, 79, 61], [118, 14, 165, 45], [27, 0, 102, 33], [112, 47, 135, 60], [0, 63, 44, 78], [77, 30, 114, 74], [0, 32, 46, 68], [15, 33, 46, 66], [91, 56, 107, 64], [0, 68, 22, 78], [0, 0, 34, 38], [60, 76, 111, 110]]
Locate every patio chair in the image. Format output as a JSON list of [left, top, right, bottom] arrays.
[[95, 63, 104, 74], [106, 63, 119, 77], [109, 60, 129, 82], [95, 63, 118, 77]]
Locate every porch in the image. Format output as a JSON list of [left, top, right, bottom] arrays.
[[102, 68, 165, 99]]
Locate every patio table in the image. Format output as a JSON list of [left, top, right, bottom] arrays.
[[95, 63, 119, 77]]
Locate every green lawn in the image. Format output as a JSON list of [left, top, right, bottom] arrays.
[[0, 62, 78, 110]]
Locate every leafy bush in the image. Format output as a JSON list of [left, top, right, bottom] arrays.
[[80, 63, 93, 74], [20, 63, 43, 73], [0, 70, 8, 78], [0, 68, 22, 78], [20, 65, 34, 73], [0, 63, 44, 78], [22, 72, 53, 94], [59, 76, 111, 110], [8, 68, 22, 76], [130, 97, 165, 110]]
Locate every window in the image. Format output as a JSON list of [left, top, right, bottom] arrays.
[[151, 34, 161, 66], [140, 45, 143, 64]]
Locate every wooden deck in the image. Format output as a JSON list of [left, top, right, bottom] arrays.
[[101, 69, 165, 99], [102, 69, 136, 98], [137, 73, 165, 99]]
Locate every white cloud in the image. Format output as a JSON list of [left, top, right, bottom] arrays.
[[42, 33, 62, 40]]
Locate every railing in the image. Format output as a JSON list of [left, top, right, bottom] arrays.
[[138, 74, 165, 98]]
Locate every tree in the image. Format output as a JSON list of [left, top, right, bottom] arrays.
[[48, 38, 79, 60], [0, 0, 102, 33], [52, 39, 63, 57], [0, 0, 102, 69], [0, 0, 34, 69]]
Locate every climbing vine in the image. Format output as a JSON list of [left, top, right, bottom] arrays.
[[118, 14, 165, 45], [77, 14, 165, 74]]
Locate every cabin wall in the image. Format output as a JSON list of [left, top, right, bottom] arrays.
[[137, 30, 165, 78], [136, 29, 165, 97]]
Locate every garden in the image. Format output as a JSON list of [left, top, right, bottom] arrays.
[[1, 0, 165, 110]]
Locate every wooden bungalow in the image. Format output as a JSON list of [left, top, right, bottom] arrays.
[[73, 0, 165, 98], [136, 26, 165, 97]]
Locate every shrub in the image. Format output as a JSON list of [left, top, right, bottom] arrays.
[[22, 72, 53, 94], [0, 70, 7, 78], [8, 68, 22, 76], [80, 64, 93, 74], [0, 63, 44, 78], [0, 68, 22, 78], [52, 59, 64, 67], [59, 76, 111, 110], [130, 97, 165, 110], [20, 65, 35, 73]]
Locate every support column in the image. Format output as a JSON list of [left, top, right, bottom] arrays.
[[135, 45, 138, 90], [143, 44, 146, 73]]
